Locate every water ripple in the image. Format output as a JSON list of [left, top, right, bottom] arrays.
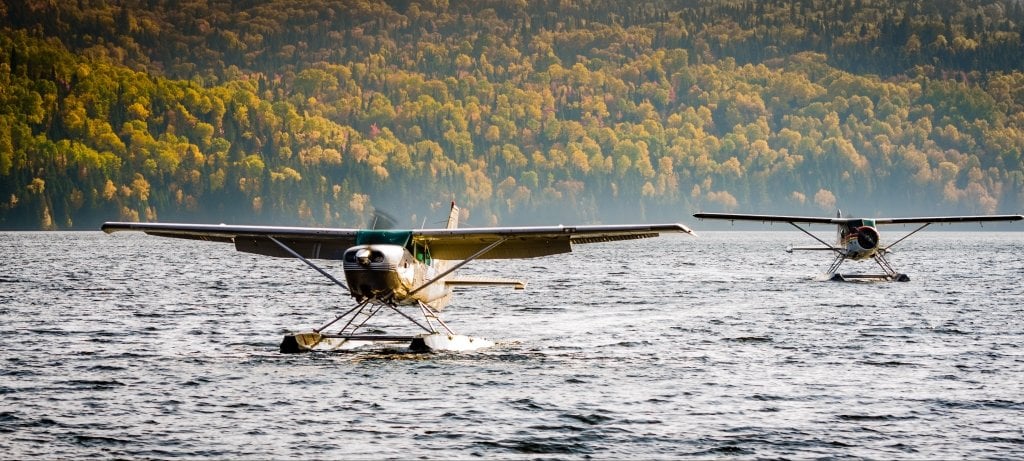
[[0, 231, 1022, 458]]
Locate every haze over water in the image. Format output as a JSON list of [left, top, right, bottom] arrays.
[[1, 230, 1022, 458]]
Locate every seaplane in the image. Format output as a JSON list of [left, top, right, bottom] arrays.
[[693, 210, 1023, 281], [102, 203, 695, 352]]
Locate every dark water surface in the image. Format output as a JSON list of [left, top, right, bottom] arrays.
[[1, 230, 1022, 459]]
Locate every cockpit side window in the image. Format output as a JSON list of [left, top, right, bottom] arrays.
[[414, 242, 432, 265]]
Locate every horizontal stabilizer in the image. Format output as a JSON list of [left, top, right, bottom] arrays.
[[445, 277, 527, 290]]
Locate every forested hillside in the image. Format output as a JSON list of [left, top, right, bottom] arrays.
[[2, 0, 1023, 229]]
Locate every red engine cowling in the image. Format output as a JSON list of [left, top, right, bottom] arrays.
[[854, 226, 880, 250]]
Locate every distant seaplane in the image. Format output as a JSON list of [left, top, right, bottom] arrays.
[[102, 203, 695, 352], [693, 211, 1023, 281]]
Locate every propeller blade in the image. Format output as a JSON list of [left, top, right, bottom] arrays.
[[371, 208, 397, 230]]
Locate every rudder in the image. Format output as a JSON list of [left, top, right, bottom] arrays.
[[446, 201, 460, 229]]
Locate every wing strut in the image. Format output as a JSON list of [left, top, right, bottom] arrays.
[[314, 298, 371, 333], [406, 236, 511, 298], [268, 236, 350, 293], [788, 222, 841, 254], [882, 222, 931, 252]]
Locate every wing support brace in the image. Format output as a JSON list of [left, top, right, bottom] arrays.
[[788, 222, 842, 254], [267, 236, 350, 293], [406, 236, 511, 298], [883, 222, 931, 252], [317, 298, 373, 333]]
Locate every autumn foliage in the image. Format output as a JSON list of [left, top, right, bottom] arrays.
[[1, 0, 1022, 229]]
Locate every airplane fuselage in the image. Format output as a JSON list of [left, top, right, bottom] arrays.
[[342, 243, 452, 309], [837, 219, 881, 260]]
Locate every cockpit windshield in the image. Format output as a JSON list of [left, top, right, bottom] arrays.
[[353, 230, 431, 264]]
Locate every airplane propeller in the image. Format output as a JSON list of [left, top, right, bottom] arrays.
[[371, 208, 397, 230], [854, 226, 880, 249]]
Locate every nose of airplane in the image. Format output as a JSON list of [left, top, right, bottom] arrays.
[[855, 226, 880, 249], [356, 248, 372, 266]]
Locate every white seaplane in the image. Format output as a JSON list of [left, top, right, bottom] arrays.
[[693, 210, 1022, 281], [102, 203, 695, 352]]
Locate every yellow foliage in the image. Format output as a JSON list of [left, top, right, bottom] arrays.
[[567, 148, 589, 174], [119, 206, 140, 222], [349, 193, 369, 214], [28, 178, 45, 194], [717, 157, 743, 178], [706, 190, 738, 210], [40, 204, 54, 230], [270, 167, 302, 182], [641, 181, 656, 197], [127, 102, 150, 121], [813, 189, 836, 210]]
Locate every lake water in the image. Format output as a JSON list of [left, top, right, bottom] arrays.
[[1, 230, 1022, 458]]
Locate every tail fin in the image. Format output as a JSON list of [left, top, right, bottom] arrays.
[[446, 201, 460, 229], [836, 209, 843, 242]]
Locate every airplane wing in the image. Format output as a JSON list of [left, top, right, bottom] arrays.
[[694, 212, 1024, 226], [101, 222, 360, 259], [873, 215, 1024, 225], [693, 213, 842, 224], [414, 223, 695, 260], [101, 221, 695, 261]]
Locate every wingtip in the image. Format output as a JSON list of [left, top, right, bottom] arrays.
[[678, 223, 698, 237], [100, 221, 141, 234]]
